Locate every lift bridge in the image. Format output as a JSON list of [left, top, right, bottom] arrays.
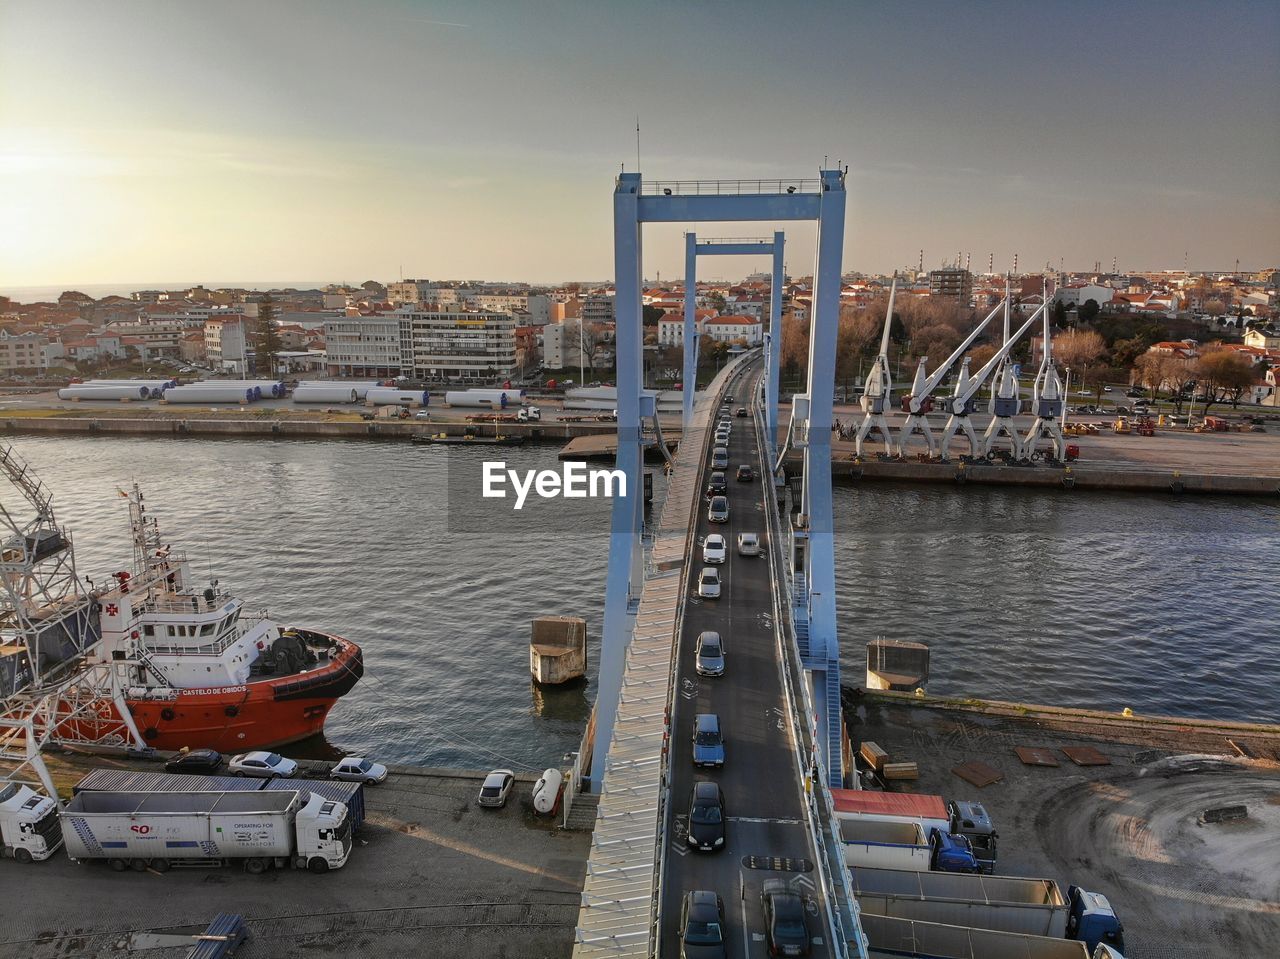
[[573, 173, 870, 958]]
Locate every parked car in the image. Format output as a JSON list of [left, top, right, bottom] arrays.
[[680, 890, 727, 959], [705, 471, 727, 497], [762, 878, 810, 956], [737, 532, 761, 556], [164, 748, 223, 775], [692, 713, 725, 767], [687, 781, 726, 851], [1103, 386, 1113, 393], [702, 534, 727, 565], [330, 756, 388, 785], [414, 410, 430, 419], [735, 464, 753, 482], [229, 751, 298, 779], [697, 566, 721, 599], [695, 630, 725, 676], [735, 407, 748, 417], [1125, 388, 1144, 398], [707, 496, 729, 523], [477, 769, 515, 808]]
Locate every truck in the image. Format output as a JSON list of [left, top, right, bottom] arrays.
[[60, 789, 351, 874], [0, 783, 64, 863], [840, 821, 979, 872], [831, 789, 1000, 873], [849, 865, 1124, 952], [859, 914, 1124, 959]]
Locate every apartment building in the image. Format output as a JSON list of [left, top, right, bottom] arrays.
[[0, 331, 50, 373], [703, 315, 763, 346], [397, 309, 517, 381], [929, 268, 973, 302], [543, 321, 589, 370], [322, 314, 403, 377], [203, 315, 250, 373]]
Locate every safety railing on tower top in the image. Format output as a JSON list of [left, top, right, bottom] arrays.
[[641, 179, 821, 196]]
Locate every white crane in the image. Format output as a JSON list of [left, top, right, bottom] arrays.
[[897, 298, 1007, 457], [1020, 301, 1067, 461], [854, 275, 897, 457], [937, 302, 1047, 461], [980, 276, 1024, 458]]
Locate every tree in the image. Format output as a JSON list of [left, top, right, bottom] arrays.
[[642, 304, 666, 327], [1053, 329, 1106, 395], [1204, 299, 1227, 319], [911, 323, 962, 365], [255, 294, 283, 378], [1050, 300, 1067, 328], [780, 314, 809, 377], [836, 312, 879, 388], [1196, 349, 1254, 411], [1079, 298, 1101, 324]]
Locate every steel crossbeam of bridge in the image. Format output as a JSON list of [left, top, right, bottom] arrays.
[[682, 233, 785, 461]]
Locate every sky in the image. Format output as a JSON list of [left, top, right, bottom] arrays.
[[2, 0, 1278, 291]]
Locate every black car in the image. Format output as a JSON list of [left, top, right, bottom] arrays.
[[735, 464, 753, 482], [725, 394, 735, 402], [164, 748, 224, 775], [735, 407, 748, 417], [762, 879, 810, 957], [705, 471, 727, 497], [687, 781, 725, 852], [680, 890, 727, 959]]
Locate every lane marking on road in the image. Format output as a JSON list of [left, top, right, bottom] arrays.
[[728, 817, 804, 825]]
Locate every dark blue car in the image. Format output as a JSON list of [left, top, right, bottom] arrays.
[[692, 713, 724, 768]]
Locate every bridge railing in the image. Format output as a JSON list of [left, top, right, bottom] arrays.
[[755, 402, 869, 959]]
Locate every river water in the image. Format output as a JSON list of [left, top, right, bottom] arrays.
[[7, 436, 1277, 770]]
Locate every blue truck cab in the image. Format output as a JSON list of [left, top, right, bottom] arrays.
[[1067, 886, 1125, 954], [927, 828, 981, 873], [692, 713, 725, 768]]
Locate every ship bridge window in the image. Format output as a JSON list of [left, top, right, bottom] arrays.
[[143, 625, 154, 637], [200, 623, 216, 636]]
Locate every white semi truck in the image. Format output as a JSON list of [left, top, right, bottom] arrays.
[[0, 783, 64, 863], [60, 788, 351, 874], [860, 914, 1124, 959]]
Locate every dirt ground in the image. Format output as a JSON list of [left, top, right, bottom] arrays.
[[846, 698, 1280, 959]]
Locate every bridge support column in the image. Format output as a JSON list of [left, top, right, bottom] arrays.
[[682, 233, 698, 429], [766, 231, 785, 458], [593, 172, 645, 792]]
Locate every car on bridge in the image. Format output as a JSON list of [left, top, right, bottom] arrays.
[[735, 464, 753, 482], [761, 878, 810, 956], [737, 532, 761, 556], [712, 447, 728, 468], [705, 471, 727, 497], [695, 630, 725, 676], [735, 406, 748, 417], [679, 890, 727, 958], [692, 713, 724, 767], [707, 496, 729, 523], [697, 566, 721, 599], [687, 781, 726, 852], [702, 534, 727, 565]]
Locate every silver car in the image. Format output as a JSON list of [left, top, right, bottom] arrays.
[[229, 751, 298, 779], [707, 496, 729, 523], [697, 567, 721, 599], [330, 756, 388, 785], [695, 630, 725, 676], [478, 769, 515, 807]]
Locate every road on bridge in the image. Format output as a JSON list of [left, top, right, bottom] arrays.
[[660, 361, 834, 958]]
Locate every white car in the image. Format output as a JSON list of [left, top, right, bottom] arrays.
[[478, 769, 515, 808], [330, 756, 388, 785], [737, 532, 761, 556], [702, 534, 727, 564], [697, 566, 721, 599], [229, 751, 298, 779], [414, 410, 431, 419]]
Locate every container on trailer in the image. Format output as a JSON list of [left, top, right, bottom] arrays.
[[262, 778, 365, 832], [0, 782, 63, 863], [859, 914, 1122, 959], [831, 787, 951, 838], [840, 817, 931, 870], [60, 789, 350, 871], [850, 864, 1069, 937]]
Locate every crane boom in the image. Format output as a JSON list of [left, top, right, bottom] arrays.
[[905, 299, 1007, 413], [944, 302, 1045, 414]]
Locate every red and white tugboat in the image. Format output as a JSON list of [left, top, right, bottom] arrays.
[[88, 485, 364, 751]]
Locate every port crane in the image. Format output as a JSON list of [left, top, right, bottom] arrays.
[[854, 275, 898, 457], [937, 302, 1047, 461], [1019, 304, 1067, 461], [897, 297, 1008, 457], [980, 277, 1025, 459]]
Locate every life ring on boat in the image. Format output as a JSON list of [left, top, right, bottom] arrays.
[[225, 705, 240, 718], [160, 708, 176, 722]]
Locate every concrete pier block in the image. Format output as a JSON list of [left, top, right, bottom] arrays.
[[530, 615, 587, 685], [866, 639, 930, 692]]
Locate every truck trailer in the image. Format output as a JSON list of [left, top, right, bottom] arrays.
[[860, 913, 1124, 959], [850, 866, 1124, 952], [831, 789, 999, 873], [60, 788, 351, 874], [0, 783, 63, 863]]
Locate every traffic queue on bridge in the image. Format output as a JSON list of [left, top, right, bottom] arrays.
[[677, 393, 1127, 959]]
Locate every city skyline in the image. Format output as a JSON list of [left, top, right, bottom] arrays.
[[2, 0, 1277, 289]]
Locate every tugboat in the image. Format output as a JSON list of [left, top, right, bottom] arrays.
[[84, 485, 364, 751], [0, 446, 361, 758]]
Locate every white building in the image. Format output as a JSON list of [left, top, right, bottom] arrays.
[[203, 315, 250, 374], [703, 315, 763, 346], [322, 314, 403, 377], [397, 309, 517, 381], [387, 279, 432, 307], [658, 315, 690, 347], [0, 331, 50, 373], [542, 321, 590, 371], [1054, 284, 1114, 309]]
